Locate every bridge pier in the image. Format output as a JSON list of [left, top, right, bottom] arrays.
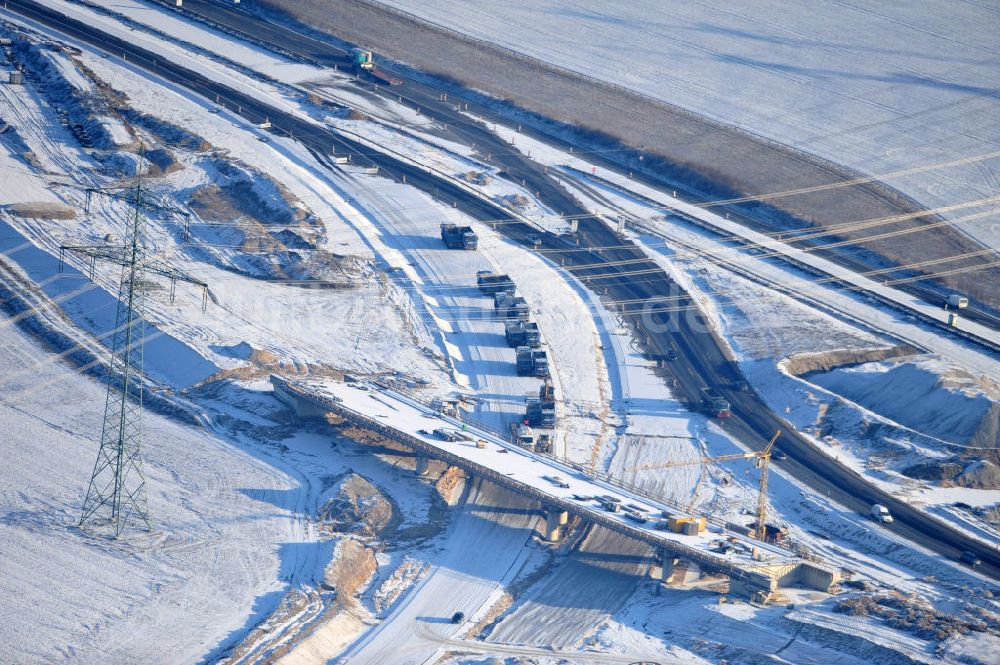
[[271, 380, 332, 419], [653, 552, 679, 583], [415, 453, 430, 476], [652, 550, 702, 586], [729, 572, 779, 603], [543, 508, 568, 541]]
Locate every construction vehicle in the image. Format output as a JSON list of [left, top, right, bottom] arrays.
[[433, 428, 464, 442], [524, 396, 555, 428], [532, 350, 549, 378], [440, 223, 478, 249], [496, 295, 529, 321], [526, 379, 556, 427], [700, 387, 731, 418], [512, 423, 535, 449], [494, 289, 515, 309], [505, 320, 541, 347], [515, 346, 534, 376], [945, 294, 969, 309], [476, 271, 514, 294], [350, 47, 374, 71], [624, 510, 648, 524], [598, 497, 622, 513], [535, 433, 553, 454], [525, 396, 541, 424], [539, 379, 555, 409], [871, 504, 893, 523], [514, 346, 549, 378], [626, 430, 781, 543]]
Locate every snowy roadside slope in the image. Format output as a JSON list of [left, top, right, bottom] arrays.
[[487, 526, 651, 650], [0, 16, 452, 381], [492, 125, 1000, 381], [379, 0, 1000, 252], [0, 314, 294, 665], [341, 480, 542, 665]]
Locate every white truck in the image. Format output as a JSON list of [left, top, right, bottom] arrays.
[[946, 294, 969, 309], [871, 504, 893, 523]]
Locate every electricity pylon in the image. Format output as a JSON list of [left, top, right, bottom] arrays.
[[65, 151, 207, 537]]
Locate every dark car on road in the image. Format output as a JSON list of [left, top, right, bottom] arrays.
[[961, 550, 981, 567]]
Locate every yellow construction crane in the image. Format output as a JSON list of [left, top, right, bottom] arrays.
[[625, 430, 781, 542]]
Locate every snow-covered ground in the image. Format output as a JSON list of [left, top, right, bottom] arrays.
[[379, 0, 1000, 252], [520, 129, 1000, 521], [0, 307, 291, 663], [71, 0, 325, 83], [2, 3, 998, 663]]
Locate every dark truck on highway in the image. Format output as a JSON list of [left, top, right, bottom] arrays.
[[700, 387, 731, 418], [440, 223, 478, 249], [505, 320, 541, 347], [476, 270, 514, 294], [516, 346, 549, 378]]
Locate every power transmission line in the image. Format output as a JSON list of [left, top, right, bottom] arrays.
[[67, 148, 209, 537]]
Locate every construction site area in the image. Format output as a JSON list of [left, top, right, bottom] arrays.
[[0, 1, 998, 664]]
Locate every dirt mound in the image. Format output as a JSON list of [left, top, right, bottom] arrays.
[[120, 108, 211, 151], [901, 460, 1000, 489], [901, 461, 964, 483], [966, 403, 1000, 451], [11, 40, 133, 151], [324, 538, 378, 606], [186, 157, 362, 284], [319, 473, 393, 536], [4, 202, 75, 219], [434, 465, 466, 505], [957, 461, 1000, 490], [143, 147, 182, 176], [809, 358, 999, 447], [786, 346, 915, 376], [835, 592, 999, 642]]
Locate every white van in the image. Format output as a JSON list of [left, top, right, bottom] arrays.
[[871, 504, 893, 523]]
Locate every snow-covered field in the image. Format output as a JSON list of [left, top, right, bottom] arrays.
[[1, 2, 998, 663], [0, 308, 292, 663], [379, 0, 1000, 252]]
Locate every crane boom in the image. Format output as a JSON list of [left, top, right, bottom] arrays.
[[624, 429, 781, 543], [756, 430, 780, 541], [625, 451, 753, 473]]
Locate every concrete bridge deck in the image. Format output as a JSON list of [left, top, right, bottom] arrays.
[[271, 375, 838, 595]]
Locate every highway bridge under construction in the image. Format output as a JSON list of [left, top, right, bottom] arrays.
[[271, 375, 840, 601]]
